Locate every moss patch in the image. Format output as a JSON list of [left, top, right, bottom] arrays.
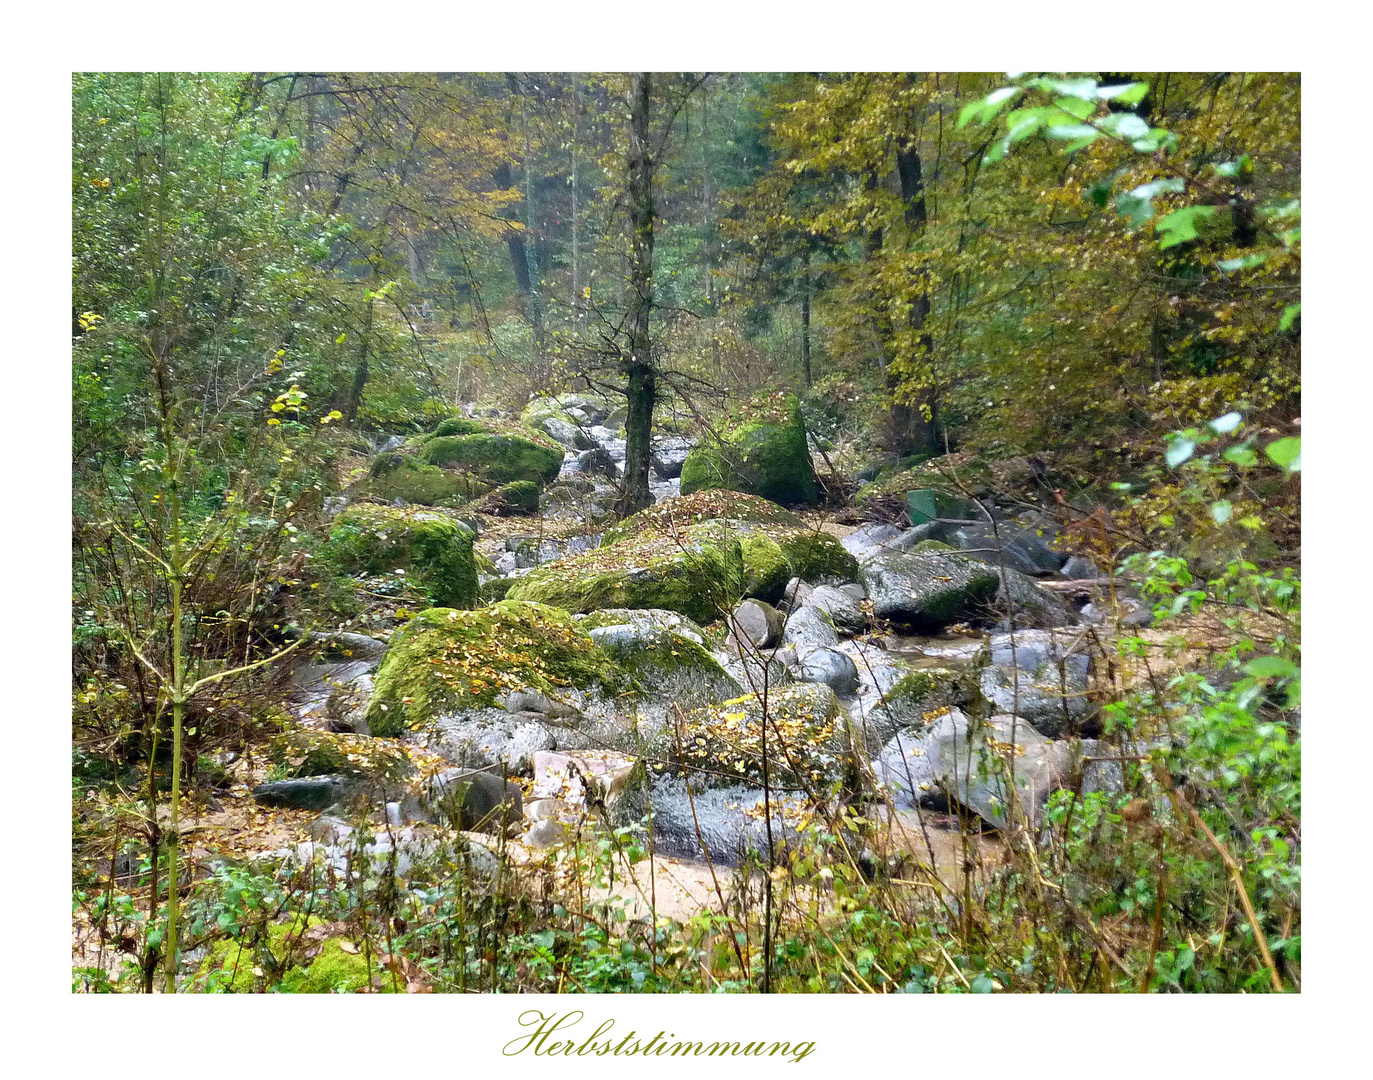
[[602, 492, 857, 603], [485, 479, 540, 515], [366, 455, 471, 507], [680, 392, 819, 506], [321, 505, 477, 609], [196, 915, 395, 994], [506, 526, 744, 624], [420, 431, 562, 486], [366, 600, 628, 736]]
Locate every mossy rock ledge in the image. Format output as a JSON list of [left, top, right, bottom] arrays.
[[321, 505, 477, 609], [680, 392, 819, 507], [366, 601, 628, 738], [504, 526, 745, 625], [601, 491, 858, 605]]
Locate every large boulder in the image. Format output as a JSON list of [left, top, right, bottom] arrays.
[[602, 491, 857, 605], [365, 454, 476, 507], [978, 629, 1097, 736], [365, 601, 628, 738], [505, 526, 744, 625], [805, 585, 867, 634], [680, 392, 819, 506], [321, 505, 477, 609], [873, 709, 1078, 833], [853, 665, 984, 752], [419, 423, 563, 486], [859, 550, 1001, 630]]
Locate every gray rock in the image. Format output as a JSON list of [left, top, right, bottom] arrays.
[[426, 767, 524, 835], [979, 629, 1097, 736], [571, 447, 618, 478], [252, 776, 352, 812], [1060, 555, 1098, 580], [731, 598, 785, 650], [949, 523, 1068, 577], [540, 416, 592, 450], [992, 567, 1079, 629], [859, 550, 1001, 630], [777, 577, 814, 612], [429, 707, 559, 771], [806, 585, 867, 634], [618, 775, 810, 865], [838, 582, 866, 601], [787, 645, 860, 697], [378, 434, 405, 452], [874, 710, 1075, 833], [841, 523, 905, 560], [505, 688, 554, 715], [783, 605, 840, 648]]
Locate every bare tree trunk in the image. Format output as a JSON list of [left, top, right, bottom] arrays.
[[896, 145, 940, 455], [570, 74, 581, 319], [864, 169, 916, 456], [617, 73, 656, 516], [800, 246, 812, 387]]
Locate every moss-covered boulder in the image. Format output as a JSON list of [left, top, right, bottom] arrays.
[[267, 730, 415, 784], [680, 392, 819, 506], [366, 601, 628, 737], [321, 505, 477, 609], [673, 683, 852, 790], [505, 525, 745, 625], [601, 491, 857, 604], [366, 454, 476, 507], [582, 616, 741, 712], [856, 667, 985, 752], [859, 550, 1001, 630], [485, 479, 540, 515], [420, 429, 562, 486]]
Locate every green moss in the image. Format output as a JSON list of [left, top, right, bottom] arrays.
[[474, 549, 498, 576], [506, 528, 744, 624], [432, 417, 487, 437], [602, 492, 857, 601], [488, 479, 540, 515], [680, 392, 819, 506], [278, 938, 394, 993], [479, 577, 513, 603], [366, 455, 470, 507], [911, 539, 954, 553], [366, 600, 627, 736], [420, 432, 562, 486], [321, 505, 477, 609], [196, 915, 396, 994]]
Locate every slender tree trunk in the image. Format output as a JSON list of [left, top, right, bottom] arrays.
[[570, 74, 581, 319], [617, 73, 656, 516], [800, 247, 812, 387], [864, 169, 916, 455], [895, 145, 940, 456]]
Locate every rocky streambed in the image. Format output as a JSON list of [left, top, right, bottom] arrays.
[[254, 420, 1148, 884]]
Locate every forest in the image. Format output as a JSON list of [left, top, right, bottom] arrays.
[[71, 71, 1301, 994]]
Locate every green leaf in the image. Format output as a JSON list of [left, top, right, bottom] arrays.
[[1165, 437, 1195, 468], [1210, 500, 1233, 524], [1033, 77, 1099, 101], [1098, 113, 1150, 140], [1097, 82, 1150, 105], [969, 973, 997, 993], [1265, 436, 1301, 471], [1117, 177, 1186, 231], [1045, 123, 1100, 141], [1223, 444, 1258, 467], [1244, 655, 1297, 679], [1155, 205, 1214, 249], [1279, 303, 1301, 332], [1052, 96, 1096, 120], [1210, 412, 1242, 434]]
